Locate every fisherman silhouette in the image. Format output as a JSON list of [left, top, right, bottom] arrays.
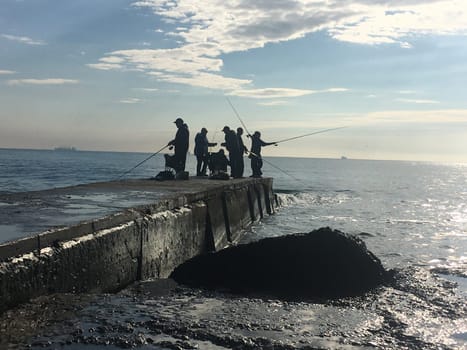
[[249, 131, 277, 178], [221, 126, 241, 178], [208, 149, 230, 180], [236, 127, 248, 178], [167, 117, 189, 174], [194, 127, 217, 176]]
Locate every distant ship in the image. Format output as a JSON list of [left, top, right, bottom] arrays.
[[54, 146, 77, 152], [341, 156, 348, 160]]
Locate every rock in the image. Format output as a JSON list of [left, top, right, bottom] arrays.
[[170, 227, 390, 299]]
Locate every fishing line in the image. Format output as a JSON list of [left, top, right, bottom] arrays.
[[225, 96, 252, 136], [274, 126, 347, 144], [248, 151, 303, 183], [117, 144, 168, 179], [224, 97, 302, 183]]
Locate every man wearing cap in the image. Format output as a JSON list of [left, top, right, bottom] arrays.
[[168, 117, 189, 173], [221, 126, 241, 178]]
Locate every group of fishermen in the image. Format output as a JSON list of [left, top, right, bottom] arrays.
[[167, 117, 276, 179]]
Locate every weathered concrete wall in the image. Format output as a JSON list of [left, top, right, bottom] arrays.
[[0, 178, 276, 313], [140, 202, 210, 279]]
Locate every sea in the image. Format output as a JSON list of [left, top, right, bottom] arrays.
[[0, 148, 466, 349]]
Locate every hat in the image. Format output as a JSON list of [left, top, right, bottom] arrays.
[[222, 126, 230, 132], [174, 117, 184, 124]]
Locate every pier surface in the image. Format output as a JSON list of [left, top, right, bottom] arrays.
[[0, 177, 267, 244], [0, 177, 275, 313]]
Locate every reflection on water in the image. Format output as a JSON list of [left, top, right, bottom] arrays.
[[5, 270, 463, 350]]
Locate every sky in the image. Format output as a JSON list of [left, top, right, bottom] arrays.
[[1, 0, 467, 162]]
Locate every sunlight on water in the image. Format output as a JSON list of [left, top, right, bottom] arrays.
[[1, 151, 466, 349]]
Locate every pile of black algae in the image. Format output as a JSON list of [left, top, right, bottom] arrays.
[[171, 227, 391, 299]]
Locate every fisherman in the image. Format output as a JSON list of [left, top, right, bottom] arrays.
[[194, 127, 217, 176], [236, 127, 248, 178], [167, 117, 189, 173], [208, 149, 230, 179], [249, 131, 276, 178], [221, 126, 241, 178]]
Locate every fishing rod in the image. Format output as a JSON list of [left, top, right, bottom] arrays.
[[225, 96, 252, 136], [117, 144, 168, 179], [224, 97, 303, 183], [274, 126, 347, 144]]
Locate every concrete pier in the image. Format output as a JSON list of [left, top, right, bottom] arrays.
[[0, 177, 276, 313]]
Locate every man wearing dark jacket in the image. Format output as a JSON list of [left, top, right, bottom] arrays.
[[168, 117, 189, 173], [249, 131, 276, 177], [194, 127, 216, 176], [221, 126, 241, 178]]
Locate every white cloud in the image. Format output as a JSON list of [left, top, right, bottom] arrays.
[[2, 34, 45, 45], [396, 98, 440, 104], [87, 63, 124, 71], [7, 79, 79, 85], [258, 100, 290, 106], [0, 70, 16, 75], [119, 98, 143, 104], [154, 71, 251, 90], [89, 0, 467, 92], [134, 87, 159, 92], [229, 87, 348, 99]]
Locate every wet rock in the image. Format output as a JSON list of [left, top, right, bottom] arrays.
[[171, 227, 390, 299]]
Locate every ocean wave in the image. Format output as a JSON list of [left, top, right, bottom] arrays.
[[276, 191, 353, 207]]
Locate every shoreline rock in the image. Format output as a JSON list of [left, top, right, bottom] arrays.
[[171, 227, 390, 299]]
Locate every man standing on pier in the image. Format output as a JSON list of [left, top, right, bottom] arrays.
[[249, 131, 276, 178], [221, 126, 241, 178], [168, 117, 189, 173], [194, 127, 217, 176]]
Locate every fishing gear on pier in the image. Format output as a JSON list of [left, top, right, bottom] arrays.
[[117, 144, 168, 179]]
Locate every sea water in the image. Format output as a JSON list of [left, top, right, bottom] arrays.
[[0, 148, 466, 349]]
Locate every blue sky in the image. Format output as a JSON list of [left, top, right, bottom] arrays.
[[1, 0, 467, 162]]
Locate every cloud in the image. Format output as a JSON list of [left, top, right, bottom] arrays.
[[7, 79, 79, 85], [89, 0, 467, 92], [0, 70, 16, 75], [87, 63, 124, 71], [258, 100, 290, 106], [396, 98, 440, 104], [228, 87, 348, 99], [119, 98, 143, 104], [134, 88, 159, 92], [1, 34, 45, 45]]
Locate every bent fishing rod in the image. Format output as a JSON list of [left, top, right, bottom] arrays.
[[117, 144, 169, 179], [225, 96, 252, 136], [274, 126, 347, 144], [225, 97, 303, 183]]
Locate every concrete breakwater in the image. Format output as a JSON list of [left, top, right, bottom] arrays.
[[0, 177, 276, 313]]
